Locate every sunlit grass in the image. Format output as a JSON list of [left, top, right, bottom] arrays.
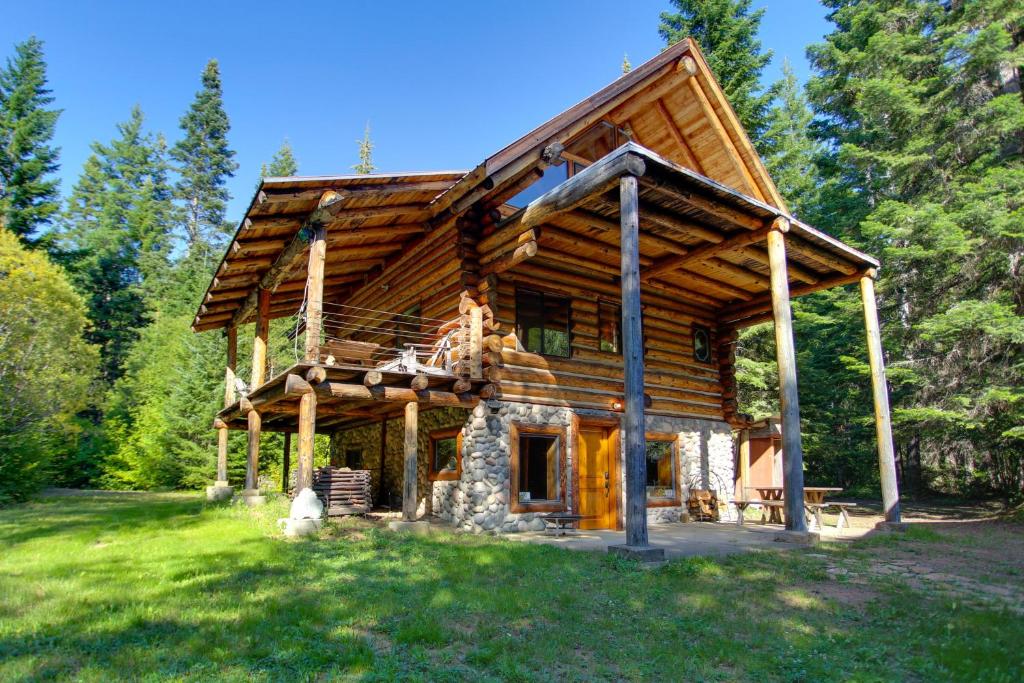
[[0, 492, 1020, 681]]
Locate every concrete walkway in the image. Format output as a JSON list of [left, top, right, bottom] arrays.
[[506, 521, 870, 559]]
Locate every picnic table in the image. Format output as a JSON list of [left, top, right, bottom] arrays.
[[742, 487, 844, 526]]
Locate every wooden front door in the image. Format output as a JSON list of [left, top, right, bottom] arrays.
[[577, 426, 619, 530]]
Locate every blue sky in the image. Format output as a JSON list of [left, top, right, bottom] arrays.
[[3, 1, 832, 222]]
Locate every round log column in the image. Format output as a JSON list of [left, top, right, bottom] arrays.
[[295, 392, 316, 493], [402, 401, 419, 522]]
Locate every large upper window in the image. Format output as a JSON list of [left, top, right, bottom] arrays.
[[510, 423, 565, 512], [645, 438, 679, 505], [516, 288, 570, 358]]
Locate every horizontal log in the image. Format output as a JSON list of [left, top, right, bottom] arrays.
[[315, 381, 477, 407]]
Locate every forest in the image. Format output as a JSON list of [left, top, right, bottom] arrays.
[[1, 0, 1021, 505]]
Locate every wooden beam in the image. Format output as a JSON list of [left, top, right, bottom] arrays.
[[786, 235, 858, 275], [643, 226, 772, 281], [654, 98, 704, 175], [683, 77, 762, 199], [231, 191, 343, 327], [767, 229, 806, 532], [402, 401, 418, 522], [719, 270, 869, 327], [619, 174, 651, 550], [314, 382, 477, 408], [860, 273, 901, 523]]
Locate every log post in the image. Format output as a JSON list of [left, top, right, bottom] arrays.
[[281, 431, 292, 493], [252, 288, 270, 387], [609, 174, 662, 561], [738, 427, 750, 499], [402, 401, 418, 522], [217, 326, 237, 484], [304, 224, 327, 362], [860, 272, 901, 523], [243, 410, 263, 503], [766, 221, 807, 532], [469, 306, 483, 379], [295, 392, 316, 492]]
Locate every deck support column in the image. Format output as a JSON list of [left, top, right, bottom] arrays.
[[242, 290, 271, 506], [402, 401, 418, 522], [207, 326, 237, 501], [609, 175, 663, 562], [767, 220, 807, 532], [295, 392, 316, 493], [859, 272, 902, 525], [281, 431, 292, 493]]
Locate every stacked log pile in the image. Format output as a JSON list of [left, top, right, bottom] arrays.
[[311, 466, 372, 516]]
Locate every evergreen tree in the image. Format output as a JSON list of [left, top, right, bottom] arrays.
[[804, 0, 1024, 496], [0, 37, 61, 244], [260, 139, 298, 178], [171, 59, 237, 249], [659, 0, 774, 143], [762, 59, 822, 218], [622, 53, 632, 74], [353, 123, 376, 174], [59, 106, 176, 383]]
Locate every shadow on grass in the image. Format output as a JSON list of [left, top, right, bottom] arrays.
[[1, 493, 1021, 681]]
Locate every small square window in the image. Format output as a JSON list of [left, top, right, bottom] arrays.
[[429, 428, 461, 481], [645, 439, 678, 504], [344, 449, 363, 469]]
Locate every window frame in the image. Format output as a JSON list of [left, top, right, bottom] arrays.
[[510, 422, 568, 513], [644, 433, 681, 507], [428, 427, 462, 482], [597, 299, 622, 355], [515, 287, 572, 359], [692, 324, 713, 364]]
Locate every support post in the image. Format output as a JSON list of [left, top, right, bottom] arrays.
[[295, 392, 316, 492], [378, 418, 388, 505], [304, 224, 327, 362], [860, 272, 901, 523], [242, 410, 265, 505], [469, 306, 483, 379], [738, 427, 751, 498], [252, 288, 270, 387], [207, 326, 237, 501], [243, 294, 270, 505], [766, 222, 807, 532], [402, 401, 418, 522], [608, 175, 663, 562], [281, 431, 291, 493]]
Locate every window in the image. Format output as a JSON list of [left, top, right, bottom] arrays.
[[429, 428, 461, 481], [516, 288, 570, 358], [510, 423, 566, 512], [344, 449, 363, 469], [508, 163, 568, 208], [597, 300, 621, 354], [645, 437, 679, 505], [692, 325, 712, 363], [394, 305, 421, 350]]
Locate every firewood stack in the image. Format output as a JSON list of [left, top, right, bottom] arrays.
[[311, 466, 372, 516]]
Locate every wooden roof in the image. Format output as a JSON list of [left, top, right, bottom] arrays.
[[194, 38, 876, 333]]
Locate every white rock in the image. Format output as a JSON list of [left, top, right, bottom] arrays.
[[289, 487, 324, 520]]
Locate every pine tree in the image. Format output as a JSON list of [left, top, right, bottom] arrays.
[[659, 0, 774, 143], [353, 123, 376, 174], [260, 139, 298, 178], [171, 59, 237, 249], [0, 37, 61, 244], [58, 106, 176, 383], [762, 60, 822, 218], [622, 53, 632, 74]]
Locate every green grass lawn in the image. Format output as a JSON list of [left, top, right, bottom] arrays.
[[1, 492, 1021, 682]]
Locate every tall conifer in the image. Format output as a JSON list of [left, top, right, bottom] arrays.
[[0, 37, 61, 244], [353, 123, 376, 175]]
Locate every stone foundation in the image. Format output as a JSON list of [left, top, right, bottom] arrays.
[[333, 401, 735, 533]]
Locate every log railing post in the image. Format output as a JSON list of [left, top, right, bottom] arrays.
[[609, 174, 662, 561], [860, 271, 901, 523], [304, 224, 327, 362], [402, 401, 418, 522], [766, 219, 807, 532]]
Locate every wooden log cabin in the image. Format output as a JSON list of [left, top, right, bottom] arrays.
[[195, 39, 901, 549]]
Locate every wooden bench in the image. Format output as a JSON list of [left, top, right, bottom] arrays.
[[542, 512, 584, 536], [805, 502, 858, 530], [732, 499, 786, 526]]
